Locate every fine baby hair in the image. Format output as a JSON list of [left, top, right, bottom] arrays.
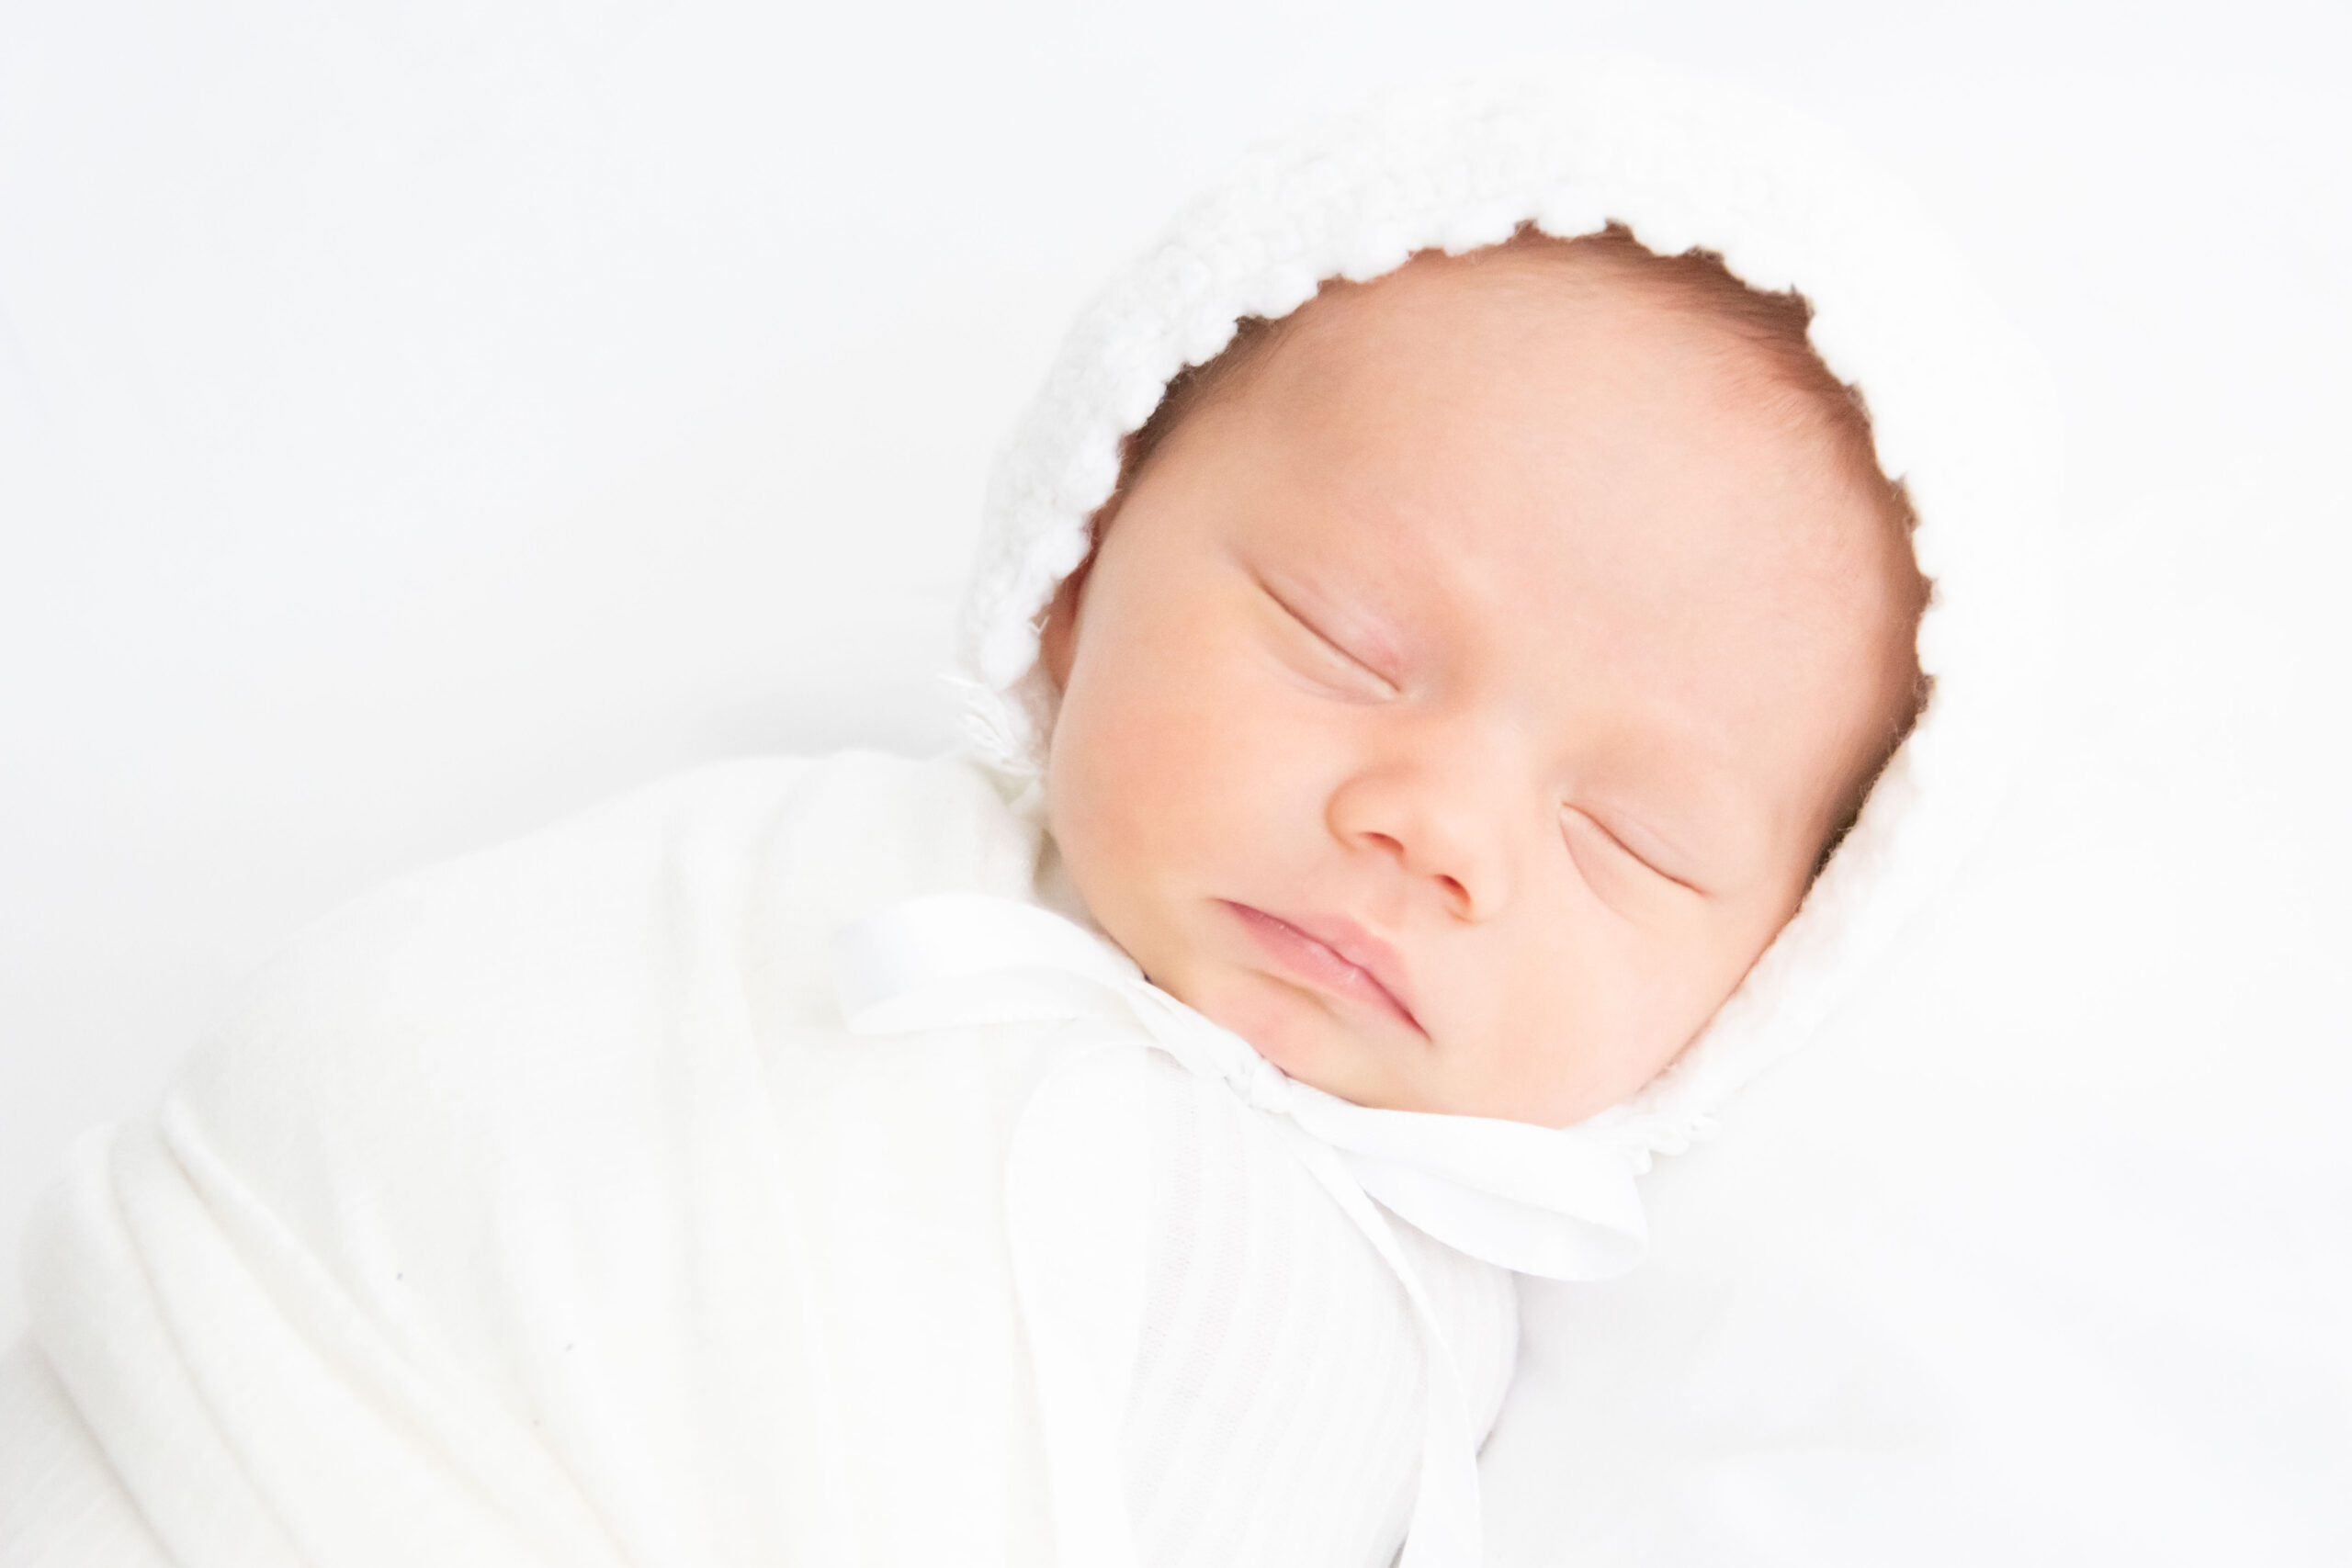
[[1117, 225, 1908, 536]]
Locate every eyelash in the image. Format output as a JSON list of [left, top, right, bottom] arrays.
[[1263, 582, 1397, 695], [1563, 807, 1636, 870], [1563, 807, 1698, 895]]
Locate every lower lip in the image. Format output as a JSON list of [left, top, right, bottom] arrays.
[[1220, 901, 1421, 1033]]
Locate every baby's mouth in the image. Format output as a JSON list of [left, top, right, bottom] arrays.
[[1219, 901, 1425, 1036]]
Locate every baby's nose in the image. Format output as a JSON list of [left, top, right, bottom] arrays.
[[1326, 737, 1520, 920]]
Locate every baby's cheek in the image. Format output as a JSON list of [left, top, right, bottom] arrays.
[[1048, 682, 1220, 955], [1463, 906, 1668, 1123], [1089, 706, 1218, 855], [1101, 661, 1266, 839], [1049, 726, 1148, 897]]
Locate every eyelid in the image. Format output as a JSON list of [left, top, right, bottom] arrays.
[[1565, 805, 1705, 896], [1258, 575, 1402, 695]]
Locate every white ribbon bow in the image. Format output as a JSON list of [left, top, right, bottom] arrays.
[[832, 892, 1651, 1568]]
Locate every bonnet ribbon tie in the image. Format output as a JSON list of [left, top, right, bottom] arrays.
[[832, 892, 1650, 1568]]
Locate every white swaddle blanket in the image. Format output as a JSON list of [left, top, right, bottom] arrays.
[[6, 752, 1551, 1568]]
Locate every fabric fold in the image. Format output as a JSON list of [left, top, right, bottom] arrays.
[[834, 889, 1645, 1567], [834, 893, 1650, 1282]]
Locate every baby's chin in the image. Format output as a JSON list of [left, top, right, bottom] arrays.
[[1192, 965, 1633, 1128], [1179, 962, 1423, 1111]]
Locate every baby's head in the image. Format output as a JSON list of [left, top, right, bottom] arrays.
[[1038, 230, 1928, 1127]]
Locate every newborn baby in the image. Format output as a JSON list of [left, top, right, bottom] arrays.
[[3, 70, 2038, 1568], [1038, 229, 1923, 1130]]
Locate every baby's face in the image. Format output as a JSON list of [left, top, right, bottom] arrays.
[[1042, 248, 1921, 1127]]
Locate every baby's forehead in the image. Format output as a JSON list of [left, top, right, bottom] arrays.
[[1205, 250, 1836, 485], [1188, 235, 1903, 566]]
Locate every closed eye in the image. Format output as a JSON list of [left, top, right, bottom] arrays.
[[1562, 806, 1704, 897], [1258, 576, 1400, 698]]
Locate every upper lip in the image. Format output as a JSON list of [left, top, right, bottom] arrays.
[[1233, 902, 1425, 1035]]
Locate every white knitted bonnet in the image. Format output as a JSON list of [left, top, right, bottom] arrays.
[[956, 58, 2056, 1159]]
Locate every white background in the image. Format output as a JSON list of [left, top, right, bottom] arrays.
[[3, 0, 2346, 1379]]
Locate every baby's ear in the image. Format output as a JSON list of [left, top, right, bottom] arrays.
[[1038, 556, 1091, 694]]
